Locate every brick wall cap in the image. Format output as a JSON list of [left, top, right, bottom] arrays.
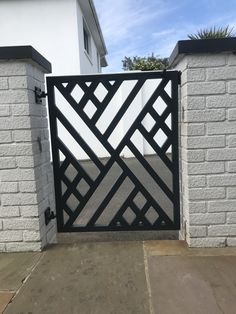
[[0, 46, 51, 73], [169, 38, 236, 67]]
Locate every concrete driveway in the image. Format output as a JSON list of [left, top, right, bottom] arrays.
[[1, 240, 236, 314]]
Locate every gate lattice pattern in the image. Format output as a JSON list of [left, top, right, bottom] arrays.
[[47, 71, 180, 232]]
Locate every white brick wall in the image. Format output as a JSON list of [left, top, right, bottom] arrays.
[[175, 53, 236, 247], [0, 60, 56, 252]]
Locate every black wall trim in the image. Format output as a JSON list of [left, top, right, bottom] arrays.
[[0, 46, 52, 73], [169, 38, 236, 66]]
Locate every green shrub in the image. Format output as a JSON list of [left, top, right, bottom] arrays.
[[122, 54, 169, 71], [188, 26, 235, 40]]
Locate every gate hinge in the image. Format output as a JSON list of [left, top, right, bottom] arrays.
[[44, 207, 56, 226], [35, 87, 48, 104]]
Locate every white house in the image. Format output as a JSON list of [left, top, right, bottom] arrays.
[[0, 0, 169, 161], [0, 0, 108, 75]]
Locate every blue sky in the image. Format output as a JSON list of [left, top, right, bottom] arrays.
[[93, 0, 236, 72]]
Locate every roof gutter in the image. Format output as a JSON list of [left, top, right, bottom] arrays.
[[88, 0, 107, 56], [78, 0, 107, 66]]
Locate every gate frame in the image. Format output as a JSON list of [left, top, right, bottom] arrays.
[[46, 70, 181, 233]]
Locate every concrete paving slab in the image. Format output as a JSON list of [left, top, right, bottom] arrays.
[[147, 255, 236, 314], [5, 242, 150, 314], [0, 292, 14, 313], [144, 240, 236, 256], [0, 252, 41, 291]]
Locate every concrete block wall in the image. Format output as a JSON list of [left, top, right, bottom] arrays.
[[175, 52, 236, 247], [0, 48, 57, 252]]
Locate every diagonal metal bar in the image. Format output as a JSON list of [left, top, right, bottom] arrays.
[[60, 180, 83, 217], [64, 130, 174, 228], [162, 137, 172, 153], [78, 80, 104, 109], [64, 156, 117, 228], [55, 106, 104, 171], [129, 202, 151, 227], [64, 124, 174, 227], [60, 172, 83, 205], [101, 80, 112, 90], [138, 124, 173, 171], [160, 88, 174, 108], [74, 80, 100, 109], [62, 80, 99, 111], [109, 188, 138, 226], [86, 172, 127, 227], [131, 202, 150, 226], [65, 81, 77, 94], [111, 156, 174, 226], [149, 106, 172, 138], [115, 77, 170, 156], [63, 203, 74, 217], [59, 157, 70, 174], [55, 82, 113, 157], [127, 140, 174, 202], [103, 79, 146, 140], [91, 80, 123, 125], [57, 138, 94, 186]]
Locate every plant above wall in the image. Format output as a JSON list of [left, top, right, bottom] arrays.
[[188, 25, 235, 40], [122, 54, 169, 71]]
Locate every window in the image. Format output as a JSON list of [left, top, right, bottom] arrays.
[[83, 22, 91, 55], [83, 28, 89, 54]]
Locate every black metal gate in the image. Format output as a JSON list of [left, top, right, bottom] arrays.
[[47, 71, 180, 232]]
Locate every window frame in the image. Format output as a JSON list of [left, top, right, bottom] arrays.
[[83, 20, 91, 57]]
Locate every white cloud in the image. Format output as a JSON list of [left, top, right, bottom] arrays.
[[95, 0, 168, 44], [152, 29, 175, 38]]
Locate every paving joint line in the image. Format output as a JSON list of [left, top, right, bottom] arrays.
[[3, 252, 46, 313], [143, 241, 154, 314]]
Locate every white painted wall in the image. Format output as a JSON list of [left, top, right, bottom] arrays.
[[76, 1, 101, 74], [0, 0, 101, 75]]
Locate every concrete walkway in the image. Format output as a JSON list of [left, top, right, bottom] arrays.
[[1, 241, 236, 314]]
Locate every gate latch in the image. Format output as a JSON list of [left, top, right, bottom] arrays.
[[44, 207, 56, 225], [35, 87, 48, 104]]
